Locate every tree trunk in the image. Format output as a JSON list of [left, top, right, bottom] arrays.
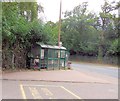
[[12, 52, 15, 69], [98, 45, 103, 62], [2, 41, 12, 69], [98, 31, 104, 62], [13, 41, 26, 69]]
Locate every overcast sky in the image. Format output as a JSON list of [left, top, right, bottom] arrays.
[[37, 0, 119, 22]]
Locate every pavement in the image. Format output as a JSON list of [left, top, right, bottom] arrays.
[[2, 69, 117, 84], [2, 68, 118, 99]]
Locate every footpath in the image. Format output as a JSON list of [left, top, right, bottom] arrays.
[[2, 69, 115, 84]]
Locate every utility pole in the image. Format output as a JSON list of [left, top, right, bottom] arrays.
[[58, 0, 62, 47], [58, 0, 62, 69]]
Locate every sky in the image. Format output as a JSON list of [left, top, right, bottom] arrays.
[[37, 0, 119, 22]]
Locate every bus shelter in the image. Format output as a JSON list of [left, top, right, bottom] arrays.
[[30, 42, 67, 70]]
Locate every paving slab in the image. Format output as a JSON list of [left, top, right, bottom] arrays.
[[2, 70, 112, 84]]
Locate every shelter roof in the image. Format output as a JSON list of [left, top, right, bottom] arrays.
[[36, 42, 66, 50]]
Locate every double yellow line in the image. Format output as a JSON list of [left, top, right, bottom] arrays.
[[20, 84, 82, 99]]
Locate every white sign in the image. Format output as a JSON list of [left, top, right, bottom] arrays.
[[41, 49, 44, 59]]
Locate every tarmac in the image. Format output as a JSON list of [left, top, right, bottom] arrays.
[[2, 69, 115, 84]]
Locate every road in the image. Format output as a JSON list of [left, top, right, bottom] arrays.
[[2, 80, 118, 99], [71, 62, 119, 78], [2, 62, 118, 99]]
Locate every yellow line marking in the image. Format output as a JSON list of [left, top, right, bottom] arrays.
[[29, 87, 42, 99], [41, 88, 53, 96], [61, 86, 82, 99], [24, 84, 60, 87], [21, 84, 82, 99], [29, 87, 36, 99], [20, 84, 27, 99], [49, 97, 53, 99]]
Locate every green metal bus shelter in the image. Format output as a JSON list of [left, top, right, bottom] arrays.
[[30, 42, 67, 70]]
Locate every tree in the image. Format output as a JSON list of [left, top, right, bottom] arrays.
[[2, 2, 45, 69], [43, 21, 58, 45], [97, 0, 118, 60], [61, 2, 99, 55], [19, 2, 43, 21]]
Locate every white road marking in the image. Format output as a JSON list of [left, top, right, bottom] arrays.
[[61, 86, 82, 99]]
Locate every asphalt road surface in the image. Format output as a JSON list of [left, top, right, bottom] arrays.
[[2, 80, 118, 99], [2, 62, 119, 99], [71, 62, 119, 78]]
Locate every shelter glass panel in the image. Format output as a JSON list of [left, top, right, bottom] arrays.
[[61, 50, 65, 58], [48, 49, 54, 58], [54, 50, 59, 58], [41, 49, 44, 59], [44, 49, 48, 58]]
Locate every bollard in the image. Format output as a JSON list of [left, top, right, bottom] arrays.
[[67, 61, 72, 69]]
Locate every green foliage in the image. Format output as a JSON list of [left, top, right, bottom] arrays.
[[108, 39, 118, 54], [43, 21, 58, 45], [19, 2, 43, 21], [2, 2, 48, 68], [61, 1, 118, 57], [2, 1, 119, 69], [61, 2, 99, 55], [98, 0, 118, 57]]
